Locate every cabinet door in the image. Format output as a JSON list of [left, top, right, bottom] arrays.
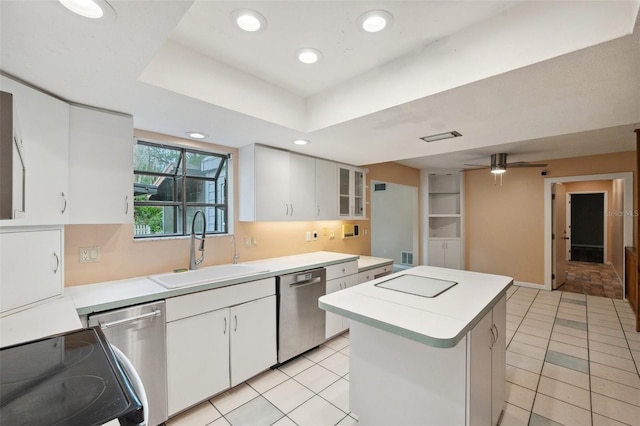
[[166, 309, 230, 416], [353, 169, 365, 218], [491, 295, 507, 425], [289, 153, 315, 220], [255, 146, 289, 220], [338, 166, 351, 217], [467, 307, 494, 426], [428, 240, 446, 267], [315, 159, 337, 219], [68, 106, 133, 224], [444, 239, 462, 269], [0, 228, 62, 315], [0, 76, 69, 226], [230, 296, 277, 386], [325, 278, 346, 339]]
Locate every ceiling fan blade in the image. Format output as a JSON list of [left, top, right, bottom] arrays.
[[463, 164, 489, 167], [507, 162, 548, 168]]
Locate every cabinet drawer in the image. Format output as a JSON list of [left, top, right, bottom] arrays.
[[358, 264, 393, 283], [325, 260, 358, 281], [166, 277, 275, 322]]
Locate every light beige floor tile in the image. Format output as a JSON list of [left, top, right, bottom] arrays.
[[536, 376, 590, 410], [523, 312, 555, 324], [499, 403, 531, 426], [263, 379, 314, 414], [287, 395, 346, 426], [271, 416, 297, 426], [505, 382, 536, 411], [590, 324, 625, 338], [318, 377, 350, 413], [336, 415, 358, 426], [589, 340, 633, 359], [247, 368, 290, 394], [628, 339, 640, 351], [592, 413, 628, 426], [588, 318, 624, 331], [507, 351, 544, 374], [323, 335, 349, 352], [590, 362, 640, 389], [511, 332, 549, 349], [517, 324, 552, 339], [210, 383, 260, 415], [588, 311, 621, 322], [624, 330, 640, 342], [532, 393, 591, 425], [590, 351, 638, 373], [507, 340, 547, 361], [541, 362, 590, 390], [303, 345, 337, 363], [592, 393, 640, 425], [547, 340, 588, 360], [278, 356, 314, 377], [506, 364, 540, 391], [555, 312, 587, 324], [561, 293, 586, 301], [591, 376, 640, 407], [551, 324, 587, 339], [550, 330, 588, 348], [528, 306, 558, 317], [293, 364, 340, 393], [319, 352, 350, 377], [166, 401, 221, 426], [339, 346, 350, 357], [589, 331, 631, 348], [522, 318, 554, 332], [209, 417, 231, 425]]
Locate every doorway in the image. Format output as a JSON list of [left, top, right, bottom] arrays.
[[546, 173, 632, 298], [568, 192, 606, 263]]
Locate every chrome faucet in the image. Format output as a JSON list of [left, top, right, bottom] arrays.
[[189, 210, 206, 270], [231, 234, 239, 264]]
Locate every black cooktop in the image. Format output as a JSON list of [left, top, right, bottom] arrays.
[[0, 327, 143, 426]]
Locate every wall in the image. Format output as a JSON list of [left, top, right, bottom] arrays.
[[65, 130, 370, 286], [465, 151, 635, 285]]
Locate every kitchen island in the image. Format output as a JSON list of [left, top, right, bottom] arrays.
[[319, 266, 512, 426]]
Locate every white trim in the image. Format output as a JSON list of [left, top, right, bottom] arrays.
[[514, 280, 545, 290], [544, 172, 633, 294]]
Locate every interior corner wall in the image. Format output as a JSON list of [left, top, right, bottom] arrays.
[[464, 151, 635, 285]]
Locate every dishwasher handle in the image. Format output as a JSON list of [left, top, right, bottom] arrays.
[[98, 310, 162, 329], [289, 276, 322, 288]]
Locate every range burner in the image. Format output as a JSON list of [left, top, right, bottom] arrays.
[[0, 328, 142, 426]]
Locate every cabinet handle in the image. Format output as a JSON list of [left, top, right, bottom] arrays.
[[60, 192, 67, 214], [492, 324, 499, 347], [53, 252, 59, 274], [234, 314, 238, 332], [489, 327, 495, 349], [317, 206, 320, 217], [290, 204, 294, 216], [224, 317, 227, 334], [285, 204, 289, 216], [125, 195, 129, 215]]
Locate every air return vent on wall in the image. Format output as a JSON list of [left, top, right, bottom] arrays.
[[401, 251, 414, 266]]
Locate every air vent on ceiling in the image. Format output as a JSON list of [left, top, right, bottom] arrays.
[[420, 131, 462, 143]]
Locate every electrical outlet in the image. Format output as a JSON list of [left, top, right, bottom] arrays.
[[79, 246, 100, 263], [305, 231, 311, 242], [251, 236, 257, 246], [243, 237, 251, 248], [312, 231, 318, 240]]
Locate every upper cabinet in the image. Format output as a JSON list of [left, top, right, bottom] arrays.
[[338, 165, 366, 219], [0, 76, 70, 227], [239, 144, 357, 222], [68, 105, 133, 224]]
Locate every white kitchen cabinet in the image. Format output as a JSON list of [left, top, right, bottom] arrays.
[[229, 295, 277, 386], [165, 278, 276, 415], [314, 159, 337, 219], [428, 239, 462, 269], [357, 264, 393, 283], [68, 105, 133, 224], [338, 165, 366, 219], [239, 145, 315, 221], [166, 308, 229, 416], [0, 227, 62, 316], [325, 260, 359, 339], [468, 294, 506, 426], [0, 76, 69, 226]]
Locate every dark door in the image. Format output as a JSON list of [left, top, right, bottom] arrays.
[[570, 193, 604, 263]]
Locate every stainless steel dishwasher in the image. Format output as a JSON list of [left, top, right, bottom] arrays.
[[277, 268, 326, 364], [89, 301, 167, 426]]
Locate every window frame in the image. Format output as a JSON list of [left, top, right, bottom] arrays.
[[133, 139, 230, 239]]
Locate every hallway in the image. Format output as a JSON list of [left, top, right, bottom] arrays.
[[557, 262, 623, 299]]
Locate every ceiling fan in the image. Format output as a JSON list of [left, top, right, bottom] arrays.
[[463, 153, 548, 174]]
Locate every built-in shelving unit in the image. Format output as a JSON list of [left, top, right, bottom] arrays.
[[427, 173, 463, 269]]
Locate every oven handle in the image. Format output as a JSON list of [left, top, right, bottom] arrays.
[[99, 310, 161, 329], [289, 276, 322, 288]]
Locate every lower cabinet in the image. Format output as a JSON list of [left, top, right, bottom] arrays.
[[428, 239, 462, 269], [165, 279, 276, 416], [325, 274, 358, 339]]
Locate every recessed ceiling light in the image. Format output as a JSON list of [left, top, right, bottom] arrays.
[[58, 0, 116, 21], [186, 132, 207, 139], [357, 10, 393, 33], [231, 9, 267, 32], [293, 139, 309, 146], [420, 131, 462, 143], [296, 48, 322, 64]]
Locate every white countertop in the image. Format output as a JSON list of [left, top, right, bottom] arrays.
[[319, 265, 512, 348], [357, 255, 394, 271]]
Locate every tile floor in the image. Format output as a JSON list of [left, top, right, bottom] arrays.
[[165, 286, 640, 426], [558, 262, 624, 299]]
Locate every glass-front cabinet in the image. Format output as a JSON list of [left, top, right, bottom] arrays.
[[338, 165, 366, 219]]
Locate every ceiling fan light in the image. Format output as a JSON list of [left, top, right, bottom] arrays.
[[490, 153, 507, 174], [491, 166, 506, 174]]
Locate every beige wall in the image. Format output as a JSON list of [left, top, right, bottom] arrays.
[[65, 131, 371, 286], [465, 151, 635, 285]]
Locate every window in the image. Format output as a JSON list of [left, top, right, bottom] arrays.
[[133, 140, 229, 238]]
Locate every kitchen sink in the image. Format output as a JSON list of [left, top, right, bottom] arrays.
[[149, 264, 269, 289]]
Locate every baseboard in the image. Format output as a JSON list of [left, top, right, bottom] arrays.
[[514, 280, 546, 290]]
